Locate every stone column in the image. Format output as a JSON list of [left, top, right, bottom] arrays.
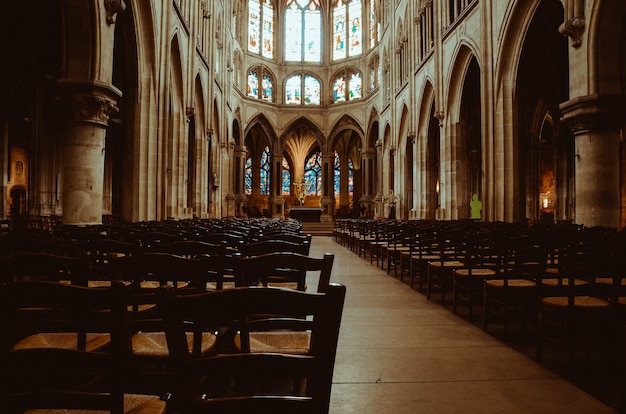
[[233, 144, 248, 216], [59, 80, 121, 225], [560, 94, 625, 228], [320, 153, 335, 220]]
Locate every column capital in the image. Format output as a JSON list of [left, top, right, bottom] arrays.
[[58, 80, 122, 127], [560, 94, 626, 134]]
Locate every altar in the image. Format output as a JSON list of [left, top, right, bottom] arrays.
[[288, 207, 323, 222]]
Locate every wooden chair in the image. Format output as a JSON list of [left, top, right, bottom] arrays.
[[233, 251, 334, 293], [0, 281, 167, 413], [535, 238, 615, 367], [483, 234, 548, 338], [151, 240, 230, 289], [111, 253, 219, 395], [161, 283, 346, 413], [452, 231, 499, 320]]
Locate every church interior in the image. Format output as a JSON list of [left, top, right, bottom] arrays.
[[0, 0, 625, 412]]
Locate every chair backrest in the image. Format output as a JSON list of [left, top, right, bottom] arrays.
[[0, 252, 88, 285], [233, 252, 334, 292], [161, 283, 346, 413], [239, 239, 311, 257], [0, 281, 128, 414], [0, 280, 124, 352], [111, 252, 210, 292]]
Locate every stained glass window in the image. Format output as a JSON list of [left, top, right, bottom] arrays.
[[285, 0, 321, 63], [260, 146, 271, 195], [334, 152, 341, 194], [286, 74, 320, 105], [248, 0, 274, 58], [282, 158, 291, 194], [369, 0, 380, 49], [247, 66, 274, 102], [332, 152, 354, 195], [332, 0, 362, 61], [285, 75, 301, 104], [304, 151, 322, 196], [244, 157, 253, 195], [333, 69, 362, 103]]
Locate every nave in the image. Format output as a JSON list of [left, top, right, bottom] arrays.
[[314, 236, 621, 413]]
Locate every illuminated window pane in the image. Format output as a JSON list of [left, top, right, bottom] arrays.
[[282, 158, 291, 194], [304, 75, 320, 105], [260, 146, 270, 195], [304, 5, 321, 62], [349, 71, 361, 100], [334, 152, 340, 194], [369, 0, 379, 48], [349, 1, 362, 56], [247, 70, 259, 98], [249, 0, 274, 58], [333, 74, 346, 103], [244, 157, 253, 195], [333, 5, 346, 60], [261, 0, 274, 58], [285, 75, 302, 104], [285, 0, 320, 63], [285, 4, 302, 61], [248, 0, 261, 54], [304, 151, 322, 196], [261, 74, 272, 101]]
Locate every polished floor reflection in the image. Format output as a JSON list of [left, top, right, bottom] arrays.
[[308, 236, 620, 414]]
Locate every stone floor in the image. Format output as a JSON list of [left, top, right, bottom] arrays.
[[307, 236, 623, 414]]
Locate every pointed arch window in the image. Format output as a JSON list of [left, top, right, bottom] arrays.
[[259, 146, 271, 195], [304, 151, 323, 196], [247, 66, 274, 102], [369, 55, 380, 91], [285, 0, 321, 63], [332, 69, 362, 103], [248, 0, 274, 58], [333, 151, 354, 195], [369, 0, 380, 49], [282, 158, 291, 194], [244, 156, 253, 195], [333, 0, 362, 61], [285, 73, 321, 105]]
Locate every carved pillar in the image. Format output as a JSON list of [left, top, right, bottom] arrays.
[[59, 80, 121, 225], [560, 94, 626, 227], [270, 150, 284, 218], [360, 149, 376, 217], [339, 152, 349, 211], [233, 144, 248, 216], [320, 154, 335, 220]]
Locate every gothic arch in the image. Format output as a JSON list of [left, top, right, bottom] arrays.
[[589, 0, 626, 96]]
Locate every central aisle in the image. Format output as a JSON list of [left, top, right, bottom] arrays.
[[308, 236, 617, 414]]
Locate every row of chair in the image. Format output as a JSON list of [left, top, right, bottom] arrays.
[[334, 218, 626, 370], [0, 279, 346, 413], [0, 220, 344, 413]]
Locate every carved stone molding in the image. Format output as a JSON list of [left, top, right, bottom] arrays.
[[104, 0, 126, 25], [58, 80, 122, 127], [560, 94, 626, 134], [559, 17, 585, 48]]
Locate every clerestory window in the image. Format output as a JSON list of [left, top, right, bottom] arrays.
[[285, 0, 321, 63], [248, 0, 274, 59], [332, 0, 363, 61]]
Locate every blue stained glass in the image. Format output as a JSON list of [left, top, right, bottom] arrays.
[[260, 146, 270, 195], [304, 151, 322, 196], [244, 157, 253, 195], [262, 74, 272, 101], [282, 158, 291, 194]]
